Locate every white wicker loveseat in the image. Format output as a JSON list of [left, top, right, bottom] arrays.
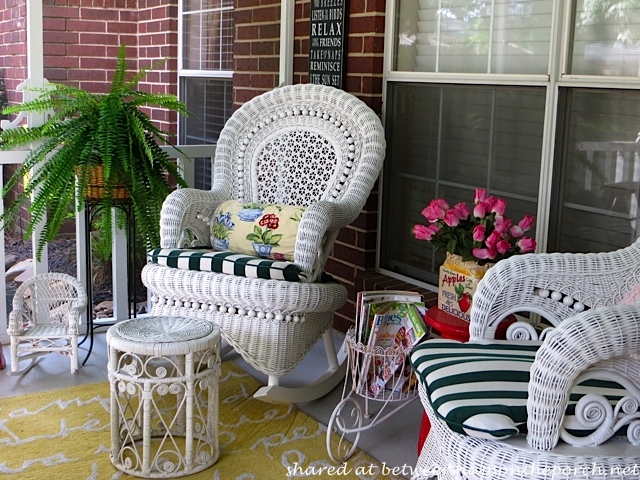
[[411, 239, 640, 480], [142, 84, 385, 404]]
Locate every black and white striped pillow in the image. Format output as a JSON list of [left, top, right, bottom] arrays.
[[148, 248, 308, 282], [411, 339, 628, 440]]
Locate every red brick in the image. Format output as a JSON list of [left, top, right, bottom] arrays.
[[356, 230, 378, 250], [236, 25, 259, 40], [325, 257, 357, 282], [45, 18, 66, 31], [351, 209, 378, 230], [347, 36, 363, 53], [259, 23, 280, 39], [337, 227, 356, 245], [44, 68, 69, 81], [251, 73, 277, 88], [233, 73, 252, 87], [234, 42, 251, 56], [236, 57, 259, 71], [119, 10, 138, 22], [79, 32, 120, 45], [349, 15, 385, 34], [234, 9, 253, 24], [362, 75, 383, 96], [347, 56, 383, 74], [349, 0, 365, 14], [107, 22, 138, 34], [236, 0, 260, 9], [294, 19, 309, 36], [366, 0, 386, 13], [43, 31, 80, 44], [47, 55, 80, 68], [363, 35, 385, 54], [43, 6, 80, 19], [66, 19, 107, 32], [80, 7, 120, 21], [299, 37, 310, 53], [43, 43, 67, 56], [67, 42, 107, 57], [251, 40, 276, 56], [258, 56, 279, 72], [252, 6, 279, 22]]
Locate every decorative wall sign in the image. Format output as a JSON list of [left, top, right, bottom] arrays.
[[309, 0, 348, 89]]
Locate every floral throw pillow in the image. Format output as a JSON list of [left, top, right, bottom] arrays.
[[210, 200, 306, 261]]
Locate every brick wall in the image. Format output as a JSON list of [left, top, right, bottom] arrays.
[[0, 0, 27, 105], [233, 0, 281, 106], [138, 0, 179, 136]]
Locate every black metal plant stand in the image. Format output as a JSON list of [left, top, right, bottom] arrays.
[[78, 199, 139, 365]]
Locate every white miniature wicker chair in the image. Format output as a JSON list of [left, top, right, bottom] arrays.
[[411, 239, 640, 480], [141, 84, 386, 403], [8, 273, 88, 374]]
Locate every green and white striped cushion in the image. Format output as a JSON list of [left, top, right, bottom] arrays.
[[148, 248, 308, 282], [410, 339, 629, 440]]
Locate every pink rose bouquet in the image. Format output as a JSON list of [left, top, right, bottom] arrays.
[[413, 188, 537, 264]]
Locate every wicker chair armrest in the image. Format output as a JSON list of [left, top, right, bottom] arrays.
[[470, 239, 640, 340], [7, 309, 25, 334], [160, 188, 231, 248], [294, 200, 362, 277], [526, 304, 640, 450]]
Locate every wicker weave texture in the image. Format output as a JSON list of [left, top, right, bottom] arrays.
[[469, 239, 640, 340], [8, 273, 88, 374], [142, 84, 384, 392], [413, 241, 640, 479]]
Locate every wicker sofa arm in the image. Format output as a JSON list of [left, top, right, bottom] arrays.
[[526, 303, 640, 450], [470, 239, 640, 340], [159, 187, 231, 248]]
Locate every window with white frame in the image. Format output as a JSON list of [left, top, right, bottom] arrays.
[[179, 0, 234, 190], [381, 0, 640, 286]]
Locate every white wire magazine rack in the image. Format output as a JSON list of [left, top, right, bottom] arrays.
[[326, 327, 420, 463]]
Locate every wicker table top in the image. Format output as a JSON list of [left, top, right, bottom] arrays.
[[107, 317, 220, 358], [115, 316, 215, 343]]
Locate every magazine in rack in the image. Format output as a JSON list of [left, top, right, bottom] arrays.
[[354, 290, 428, 398]]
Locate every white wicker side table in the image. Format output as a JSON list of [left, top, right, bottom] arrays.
[[106, 316, 221, 478]]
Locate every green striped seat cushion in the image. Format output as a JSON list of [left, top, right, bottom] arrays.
[[410, 339, 629, 440], [148, 248, 308, 282]]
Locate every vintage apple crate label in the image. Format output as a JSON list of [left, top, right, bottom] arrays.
[[437, 254, 490, 322]]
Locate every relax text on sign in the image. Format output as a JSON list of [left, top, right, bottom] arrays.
[[309, 0, 347, 88]]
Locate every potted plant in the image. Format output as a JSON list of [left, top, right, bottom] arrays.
[[413, 188, 537, 321], [0, 44, 189, 260]]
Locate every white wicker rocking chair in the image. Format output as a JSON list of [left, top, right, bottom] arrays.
[[8, 272, 88, 374], [141, 84, 386, 403], [411, 239, 640, 480]]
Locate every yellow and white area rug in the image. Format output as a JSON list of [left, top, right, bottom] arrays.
[[0, 362, 405, 479]]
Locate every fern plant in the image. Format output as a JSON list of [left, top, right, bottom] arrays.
[[0, 44, 189, 260]]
